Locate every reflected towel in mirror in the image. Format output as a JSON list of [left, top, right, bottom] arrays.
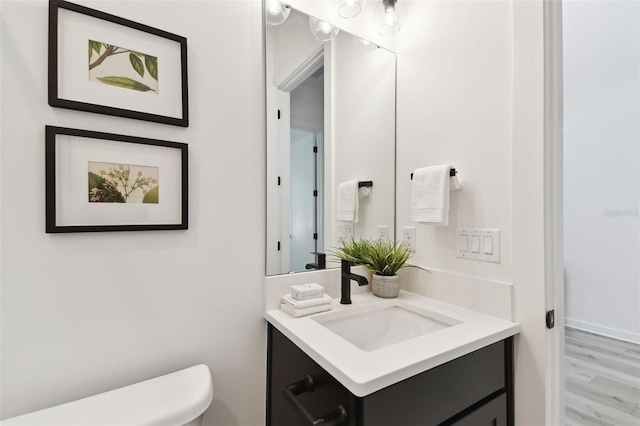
[[337, 180, 360, 223]]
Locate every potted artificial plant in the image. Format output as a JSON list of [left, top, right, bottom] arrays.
[[331, 239, 421, 298]]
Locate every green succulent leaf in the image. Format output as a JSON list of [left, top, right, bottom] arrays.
[[96, 76, 155, 92], [145, 55, 158, 81], [129, 53, 144, 78]]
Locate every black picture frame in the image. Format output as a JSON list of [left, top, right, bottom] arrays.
[[46, 126, 188, 233], [48, 0, 189, 126]]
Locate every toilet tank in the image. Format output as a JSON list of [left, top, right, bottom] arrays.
[[0, 364, 213, 426]]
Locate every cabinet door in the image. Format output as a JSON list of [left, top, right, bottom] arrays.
[[360, 340, 506, 426], [450, 393, 507, 426], [267, 325, 352, 426]]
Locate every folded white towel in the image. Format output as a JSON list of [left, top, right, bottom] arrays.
[[291, 283, 324, 301], [280, 302, 331, 318], [337, 180, 360, 223], [282, 294, 332, 309], [412, 165, 457, 226]]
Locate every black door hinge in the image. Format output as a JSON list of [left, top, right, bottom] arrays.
[[546, 310, 555, 329], [313, 233, 318, 240], [313, 146, 318, 153], [277, 109, 281, 120], [313, 190, 318, 197], [277, 176, 281, 186], [277, 241, 281, 251]]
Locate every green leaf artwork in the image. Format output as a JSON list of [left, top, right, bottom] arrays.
[[142, 186, 159, 203], [145, 56, 158, 81], [88, 162, 159, 204], [129, 53, 145, 77], [88, 40, 158, 94], [97, 76, 154, 92]]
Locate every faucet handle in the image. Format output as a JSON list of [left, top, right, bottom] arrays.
[[306, 252, 326, 270], [311, 252, 326, 269]]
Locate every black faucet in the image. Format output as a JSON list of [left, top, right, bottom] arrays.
[[341, 259, 369, 304], [305, 252, 326, 270]]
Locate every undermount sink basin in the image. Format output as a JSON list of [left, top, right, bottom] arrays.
[[312, 302, 461, 352]]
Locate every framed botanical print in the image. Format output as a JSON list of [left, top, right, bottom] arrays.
[[46, 126, 188, 232], [48, 0, 189, 126]]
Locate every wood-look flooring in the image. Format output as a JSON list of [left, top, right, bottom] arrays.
[[565, 327, 640, 425]]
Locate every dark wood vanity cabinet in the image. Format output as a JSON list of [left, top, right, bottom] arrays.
[[267, 324, 514, 426]]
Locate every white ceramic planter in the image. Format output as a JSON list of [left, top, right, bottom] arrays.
[[371, 274, 399, 298]]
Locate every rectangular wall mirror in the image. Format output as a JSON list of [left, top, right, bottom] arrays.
[[265, 3, 397, 276]]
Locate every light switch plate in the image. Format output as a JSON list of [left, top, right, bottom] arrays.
[[456, 228, 500, 262]]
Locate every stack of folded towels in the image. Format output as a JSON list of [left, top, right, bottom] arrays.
[[280, 283, 332, 318]]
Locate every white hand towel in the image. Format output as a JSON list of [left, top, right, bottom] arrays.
[[282, 294, 332, 309], [280, 302, 331, 318], [337, 180, 360, 223], [412, 165, 456, 225]]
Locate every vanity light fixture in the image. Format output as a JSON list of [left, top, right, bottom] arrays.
[[265, 0, 291, 26], [378, 0, 400, 36], [338, 0, 366, 18], [309, 16, 340, 42]]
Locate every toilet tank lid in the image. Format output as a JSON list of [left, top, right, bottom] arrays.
[[1, 364, 213, 426]]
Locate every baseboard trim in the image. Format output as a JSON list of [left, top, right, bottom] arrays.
[[565, 318, 640, 344]]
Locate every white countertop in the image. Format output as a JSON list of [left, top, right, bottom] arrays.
[[265, 291, 520, 397]]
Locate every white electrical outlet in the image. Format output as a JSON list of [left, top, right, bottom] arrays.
[[403, 226, 416, 252], [337, 224, 354, 241], [377, 225, 389, 243]]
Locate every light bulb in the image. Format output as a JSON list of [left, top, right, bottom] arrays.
[[338, 0, 365, 18], [309, 16, 340, 42], [378, 8, 400, 35], [320, 21, 332, 34], [354, 37, 377, 53], [265, 0, 290, 26]]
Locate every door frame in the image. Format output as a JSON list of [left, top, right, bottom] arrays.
[[276, 47, 325, 273], [543, 0, 565, 424]]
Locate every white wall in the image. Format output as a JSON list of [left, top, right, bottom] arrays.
[[395, 1, 547, 425], [395, 0, 513, 283], [563, 0, 640, 343], [0, 1, 266, 425]]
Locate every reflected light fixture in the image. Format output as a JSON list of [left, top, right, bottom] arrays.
[[265, 0, 291, 26], [338, 0, 365, 19], [353, 36, 378, 53], [309, 16, 340, 42], [378, 0, 400, 36]]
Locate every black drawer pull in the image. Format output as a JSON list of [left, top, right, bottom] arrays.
[[283, 375, 348, 426]]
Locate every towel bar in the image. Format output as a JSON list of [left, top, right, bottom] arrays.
[[358, 181, 373, 188]]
